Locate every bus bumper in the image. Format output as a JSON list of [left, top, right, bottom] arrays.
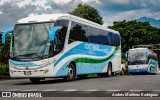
[[128, 68, 148, 73], [9, 64, 54, 78]]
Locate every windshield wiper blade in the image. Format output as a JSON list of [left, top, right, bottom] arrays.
[[11, 53, 48, 61], [10, 56, 22, 61], [34, 54, 44, 59]]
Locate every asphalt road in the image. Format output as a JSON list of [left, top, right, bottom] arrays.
[[0, 75, 160, 100]]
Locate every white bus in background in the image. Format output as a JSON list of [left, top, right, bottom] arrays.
[[127, 48, 159, 74], [2, 14, 123, 83]]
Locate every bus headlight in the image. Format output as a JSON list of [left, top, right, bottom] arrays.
[[39, 59, 56, 67], [39, 63, 48, 67]]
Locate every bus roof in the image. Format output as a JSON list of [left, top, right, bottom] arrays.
[[17, 13, 119, 34], [129, 48, 157, 55], [129, 48, 148, 51]]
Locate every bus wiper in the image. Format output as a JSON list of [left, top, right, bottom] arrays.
[[10, 56, 22, 61], [11, 54, 43, 60], [34, 54, 44, 59], [22, 53, 44, 59]]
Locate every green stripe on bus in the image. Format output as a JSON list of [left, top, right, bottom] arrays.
[[75, 46, 119, 64]]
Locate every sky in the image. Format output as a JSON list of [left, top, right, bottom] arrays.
[[0, 0, 160, 31]]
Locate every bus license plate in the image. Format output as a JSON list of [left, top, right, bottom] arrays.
[[24, 71, 31, 75]]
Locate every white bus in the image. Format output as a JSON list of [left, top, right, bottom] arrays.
[[127, 48, 159, 74], [2, 14, 122, 82]]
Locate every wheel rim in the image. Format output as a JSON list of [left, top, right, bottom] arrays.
[[108, 64, 112, 76], [68, 66, 73, 78], [108, 67, 111, 76]]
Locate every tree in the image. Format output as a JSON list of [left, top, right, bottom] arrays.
[[109, 20, 160, 54], [69, 4, 103, 25], [0, 34, 10, 64]]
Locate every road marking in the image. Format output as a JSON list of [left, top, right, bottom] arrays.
[[43, 89, 58, 91], [85, 89, 98, 91], [63, 89, 77, 91], [129, 90, 143, 91], [107, 90, 120, 91], [153, 90, 160, 91], [22, 89, 39, 91], [5, 89, 21, 91]]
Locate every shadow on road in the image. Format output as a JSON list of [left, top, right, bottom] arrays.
[[14, 76, 114, 85]]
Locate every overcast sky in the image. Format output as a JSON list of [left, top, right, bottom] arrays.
[[0, 0, 160, 31]]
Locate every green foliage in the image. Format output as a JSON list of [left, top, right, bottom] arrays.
[[69, 4, 103, 25], [0, 35, 10, 64], [109, 20, 160, 54], [121, 58, 127, 64], [88, 74, 97, 77], [0, 64, 9, 76]]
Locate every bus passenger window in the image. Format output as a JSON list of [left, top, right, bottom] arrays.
[[69, 24, 81, 43], [69, 22, 91, 44]]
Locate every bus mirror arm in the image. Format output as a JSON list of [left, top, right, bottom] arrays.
[[49, 26, 62, 42], [125, 51, 128, 58], [49, 41, 54, 57], [2, 30, 13, 44]]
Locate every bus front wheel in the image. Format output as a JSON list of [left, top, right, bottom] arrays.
[[63, 63, 76, 81]]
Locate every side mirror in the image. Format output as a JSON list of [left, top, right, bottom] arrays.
[[146, 51, 149, 57], [49, 26, 62, 42], [2, 30, 13, 44], [49, 26, 62, 57], [125, 51, 128, 58]]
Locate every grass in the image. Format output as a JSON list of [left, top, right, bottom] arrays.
[[88, 74, 97, 77]]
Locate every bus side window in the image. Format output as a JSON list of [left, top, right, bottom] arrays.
[[116, 34, 120, 46], [100, 30, 109, 45], [90, 27, 100, 44], [69, 22, 82, 44], [69, 22, 90, 44], [81, 25, 89, 42], [108, 32, 113, 46], [107, 32, 120, 46]]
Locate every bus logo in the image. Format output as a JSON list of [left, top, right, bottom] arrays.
[[2, 92, 11, 97]]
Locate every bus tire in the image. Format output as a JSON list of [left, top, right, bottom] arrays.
[[63, 63, 76, 81], [120, 68, 125, 75], [29, 78, 41, 83], [107, 63, 112, 77]]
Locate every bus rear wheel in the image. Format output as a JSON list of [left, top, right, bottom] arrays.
[[29, 78, 41, 83], [63, 63, 76, 81], [107, 63, 112, 77]]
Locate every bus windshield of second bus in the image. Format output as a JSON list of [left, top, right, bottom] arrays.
[[128, 49, 147, 65]]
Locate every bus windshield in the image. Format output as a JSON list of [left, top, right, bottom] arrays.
[[10, 22, 54, 61], [128, 49, 147, 65]]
